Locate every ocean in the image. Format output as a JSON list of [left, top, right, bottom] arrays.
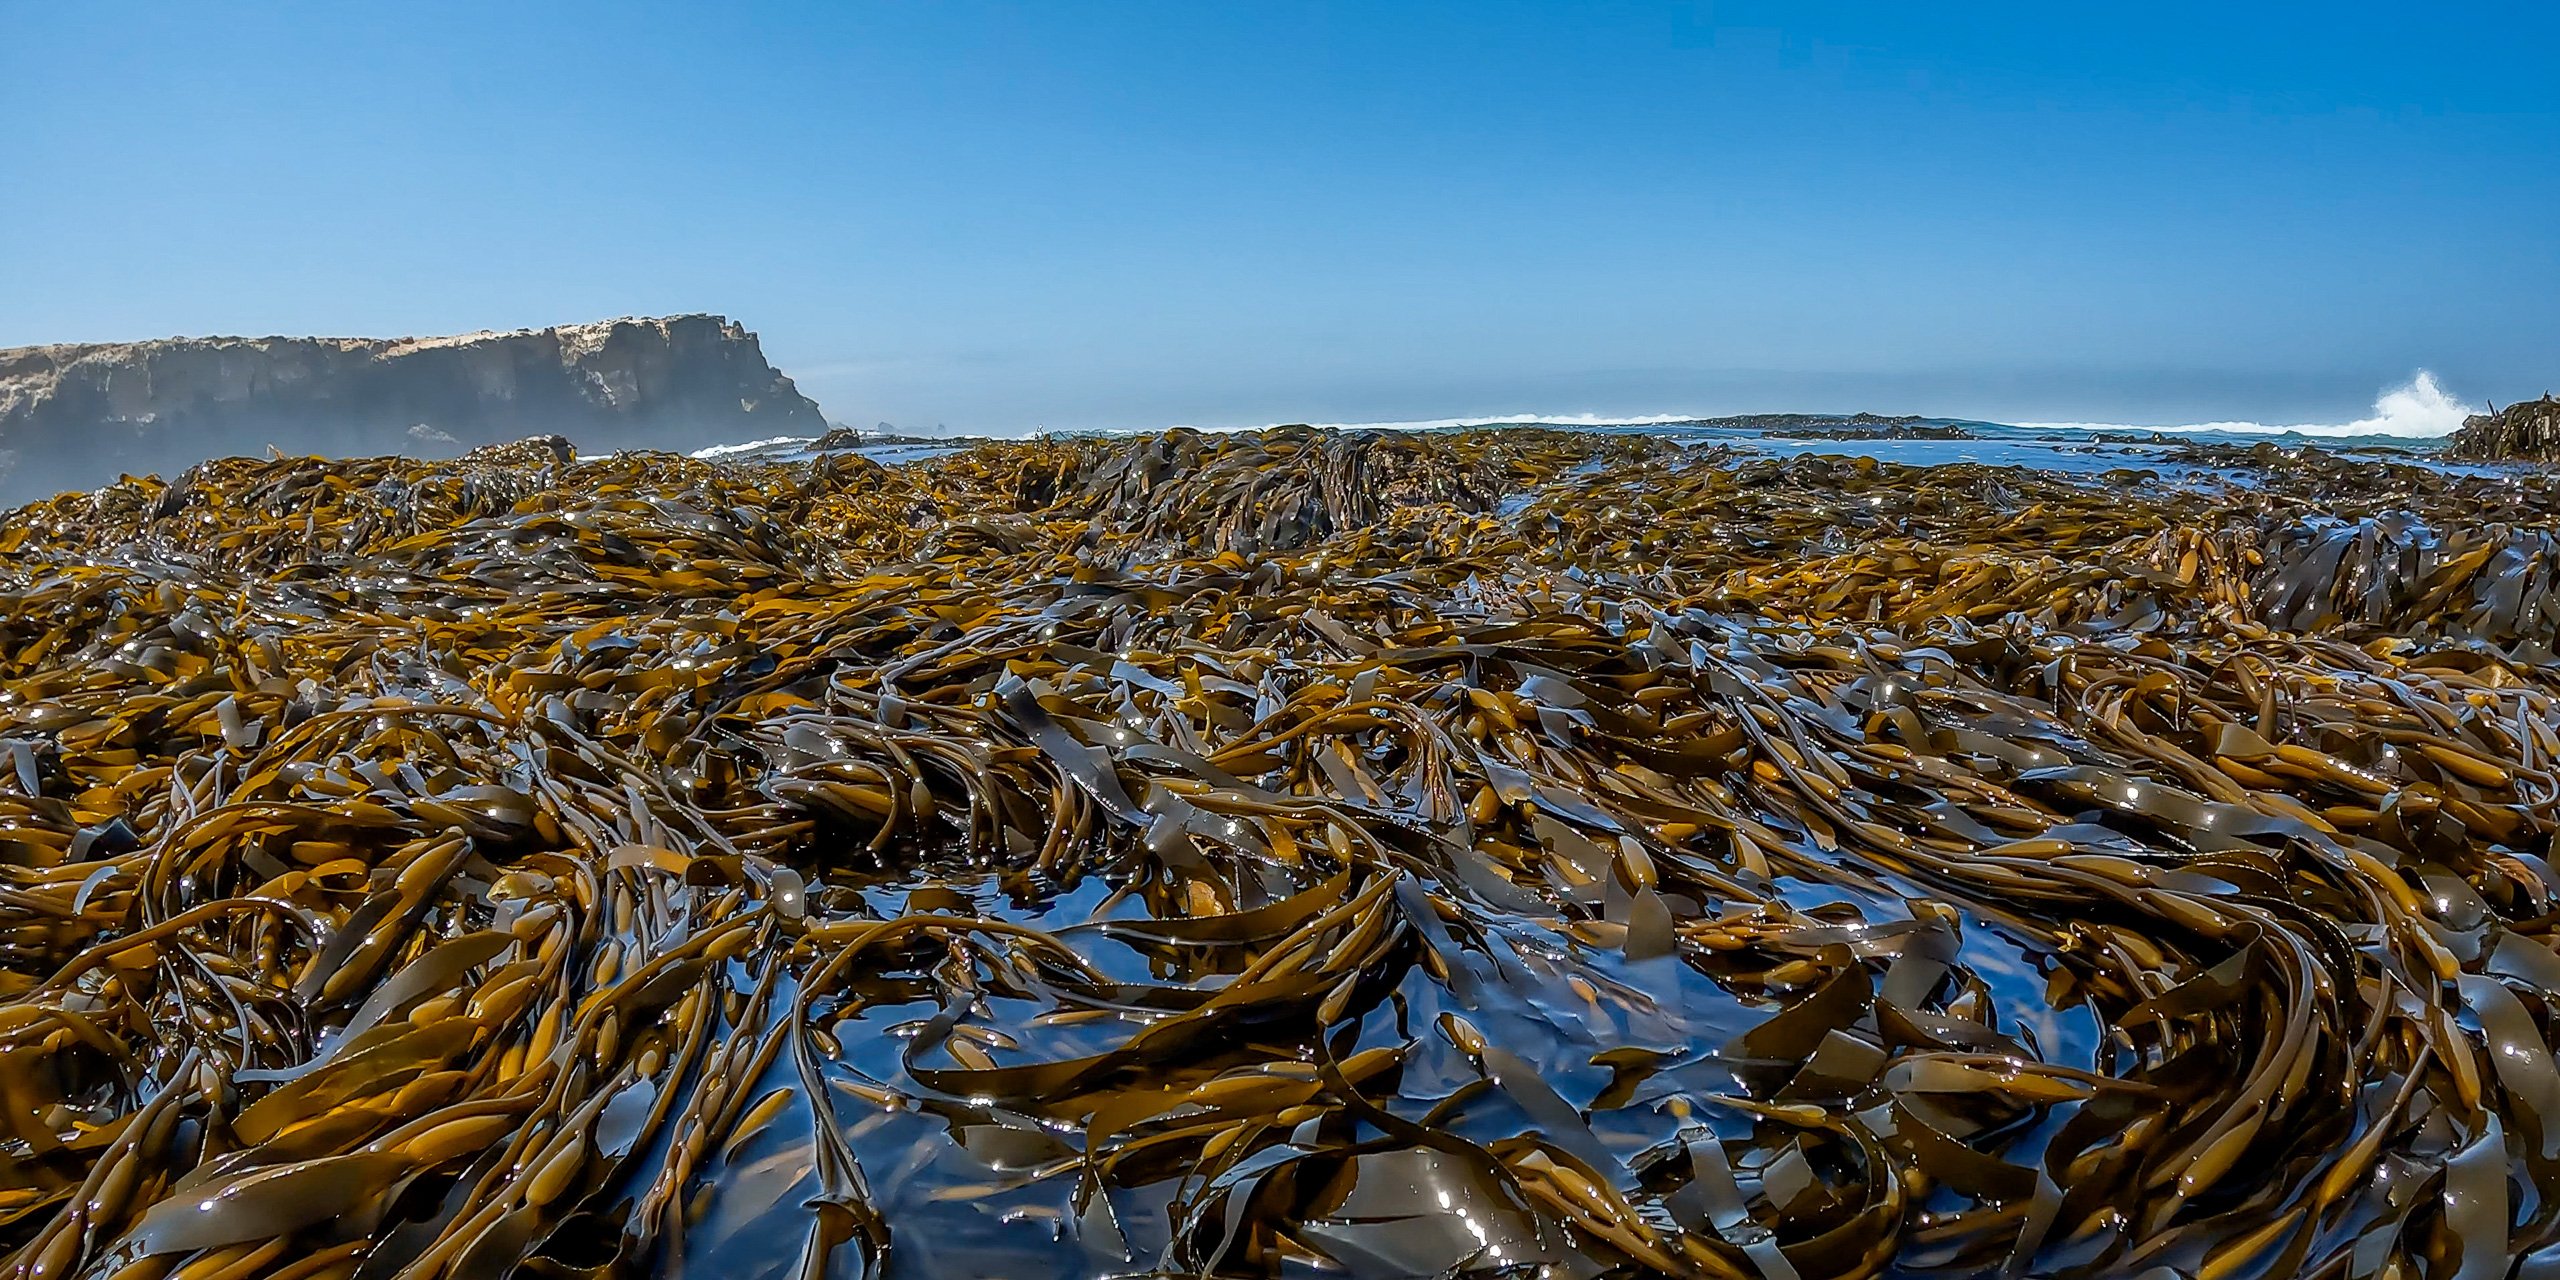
[[689, 371, 2518, 479]]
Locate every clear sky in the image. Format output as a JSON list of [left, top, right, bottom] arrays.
[[4, 2, 2555, 432]]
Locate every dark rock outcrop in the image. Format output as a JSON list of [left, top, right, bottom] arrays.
[[0, 315, 824, 499], [1673, 413, 1987, 439], [2445, 395, 2560, 462]]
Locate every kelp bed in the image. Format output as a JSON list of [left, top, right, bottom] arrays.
[[3, 428, 2560, 1280]]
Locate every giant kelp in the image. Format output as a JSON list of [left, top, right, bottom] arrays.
[[2, 428, 2559, 1280]]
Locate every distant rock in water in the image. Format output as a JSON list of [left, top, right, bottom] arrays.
[[0, 314, 824, 499], [1676, 412, 1976, 439], [2446, 395, 2560, 462]]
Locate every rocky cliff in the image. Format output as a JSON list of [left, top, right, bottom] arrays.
[[0, 315, 825, 500], [2445, 395, 2560, 462]]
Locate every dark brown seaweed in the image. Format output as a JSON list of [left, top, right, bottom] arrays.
[[1, 428, 2558, 1279]]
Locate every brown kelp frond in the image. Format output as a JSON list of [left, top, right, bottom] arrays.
[[1, 429, 2558, 1279]]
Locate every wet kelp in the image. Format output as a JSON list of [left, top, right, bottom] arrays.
[[2447, 396, 2560, 463], [3, 427, 2560, 1280]]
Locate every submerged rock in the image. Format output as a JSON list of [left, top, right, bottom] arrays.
[[0, 314, 823, 499], [2445, 393, 2560, 461]]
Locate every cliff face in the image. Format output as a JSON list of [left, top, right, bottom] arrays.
[[2446, 396, 2560, 462], [0, 315, 825, 500]]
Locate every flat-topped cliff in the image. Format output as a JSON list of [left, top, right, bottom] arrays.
[[0, 314, 824, 499]]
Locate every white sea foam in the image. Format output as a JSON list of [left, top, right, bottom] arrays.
[[1162, 373, 2478, 440], [2014, 372, 2472, 439], [1151, 373, 2473, 440], [687, 373, 2474, 454], [689, 434, 817, 459]]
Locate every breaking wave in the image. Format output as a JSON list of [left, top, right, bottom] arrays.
[[2015, 372, 2472, 439], [690, 434, 817, 459], [1163, 374, 2475, 441], [690, 373, 2476, 454]]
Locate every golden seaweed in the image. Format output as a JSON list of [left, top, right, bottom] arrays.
[[1, 428, 2557, 1279]]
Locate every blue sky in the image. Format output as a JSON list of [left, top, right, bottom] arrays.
[[4, 2, 2555, 431]]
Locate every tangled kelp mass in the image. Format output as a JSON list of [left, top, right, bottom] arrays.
[[5, 427, 2560, 1280], [2448, 396, 2560, 464]]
